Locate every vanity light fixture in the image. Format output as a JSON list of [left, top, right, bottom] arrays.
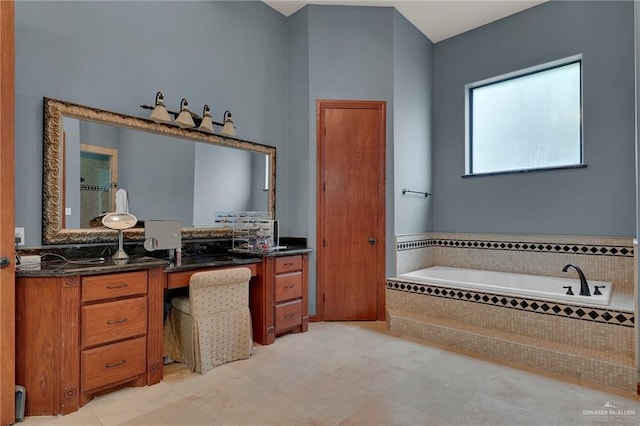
[[220, 110, 236, 137], [140, 93, 237, 136], [198, 104, 215, 133], [175, 98, 196, 129], [149, 91, 172, 124]]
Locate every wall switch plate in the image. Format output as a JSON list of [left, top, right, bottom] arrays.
[[15, 227, 25, 246]]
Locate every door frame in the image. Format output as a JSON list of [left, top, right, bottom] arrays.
[[315, 99, 386, 322], [0, 0, 16, 424]]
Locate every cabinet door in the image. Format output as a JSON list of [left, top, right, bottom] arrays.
[[83, 271, 147, 302], [274, 255, 302, 274], [81, 337, 146, 391], [274, 272, 302, 303], [82, 297, 147, 347], [274, 299, 302, 333]]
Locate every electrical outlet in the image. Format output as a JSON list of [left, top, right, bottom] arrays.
[[15, 227, 25, 246], [18, 255, 40, 270]]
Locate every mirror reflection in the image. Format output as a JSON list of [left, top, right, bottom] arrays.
[[64, 119, 269, 229], [43, 97, 276, 245], [79, 143, 118, 228]]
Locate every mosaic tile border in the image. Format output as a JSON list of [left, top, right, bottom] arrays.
[[397, 239, 434, 251], [396, 238, 634, 257], [386, 280, 634, 327]]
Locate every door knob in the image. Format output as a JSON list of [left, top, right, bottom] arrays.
[[368, 238, 377, 244], [0, 257, 9, 269]]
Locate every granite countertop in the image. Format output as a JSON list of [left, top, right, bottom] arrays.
[[164, 254, 261, 272], [230, 246, 312, 258], [15, 255, 167, 277], [264, 246, 313, 256], [168, 245, 312, 272], [16, 246, 312, 277]]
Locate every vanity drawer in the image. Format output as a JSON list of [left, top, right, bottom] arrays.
[[82, 271, 147, 302], [274, 255, 302, 274], [82, 297, 147, 347], [274, 272, 302, 303], [167, 264, 258, 289], [81, 337, 146, 391], [275, 299, 302, 333]]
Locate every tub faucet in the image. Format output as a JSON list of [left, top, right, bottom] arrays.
[[562, 264, 590, 296]]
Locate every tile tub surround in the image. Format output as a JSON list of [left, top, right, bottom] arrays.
[[396, 232, 635, 294], [386, 288, 638, 393], [386, 282, 634, 352], [396, 233, 433, 274], [392, 232, 638, 393]]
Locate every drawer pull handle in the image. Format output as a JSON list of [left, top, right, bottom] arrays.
[[106, 283, 128, 290], [284, 263, 294, 267], [283, 313, 295, 319], [105, 360, 127, 369], [286, 285, 296, 289], [106, 318, 128, 325]]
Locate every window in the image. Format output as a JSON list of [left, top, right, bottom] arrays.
[[466, 57, 583, 176]]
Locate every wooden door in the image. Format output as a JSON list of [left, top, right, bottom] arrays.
[[317, 100, 385, 321], [0, 1, 15, 424]]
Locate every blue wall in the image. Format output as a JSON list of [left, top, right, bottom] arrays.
[[15, 0, 288, 245], [432, 0, 635, 236], [281, 5, 432, 314], [286, 7, 310, 236], [393, 10, 433, 234], [16, 1, 634, 316], [14, 1, 434, 317]]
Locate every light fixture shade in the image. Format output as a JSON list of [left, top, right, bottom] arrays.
[[150, 91, 172, 124], [198, 104, 214, 133], [175, 98, 195, 129], [220, 110, 236, 136]]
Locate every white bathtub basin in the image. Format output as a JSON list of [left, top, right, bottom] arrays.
[[397, 266, 612, 307]]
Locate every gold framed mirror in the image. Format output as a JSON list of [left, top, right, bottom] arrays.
[[43, 97, 276, 245]]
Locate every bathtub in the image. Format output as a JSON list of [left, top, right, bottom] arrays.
[[397, 266, 612, 307]]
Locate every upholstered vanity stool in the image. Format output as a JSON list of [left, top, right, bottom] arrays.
[[163, 267, 253, 373]]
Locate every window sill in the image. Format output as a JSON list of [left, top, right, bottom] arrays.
[[462, 163, 587, 178]]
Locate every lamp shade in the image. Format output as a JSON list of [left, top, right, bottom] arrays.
[[150, 91, 172, 124], [198, 104, 214, 133], [220, 110, 236, 136], [175, 98, 195, 129], [102, 212, 138, 230]]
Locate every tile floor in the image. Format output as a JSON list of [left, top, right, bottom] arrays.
[[21, 321, 640, 425]]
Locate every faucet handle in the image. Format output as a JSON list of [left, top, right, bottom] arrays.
[[562, 285, 574, 295], [593, 285, 605, 296]]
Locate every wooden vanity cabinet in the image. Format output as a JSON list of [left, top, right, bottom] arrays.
[[79, 271, 150, 405], [251, 253, 309, 345], [15, 267, 164, 416]]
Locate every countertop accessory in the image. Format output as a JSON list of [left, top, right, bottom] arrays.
[[143, 220, 181, 250], [102, 212, 138, 260]]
